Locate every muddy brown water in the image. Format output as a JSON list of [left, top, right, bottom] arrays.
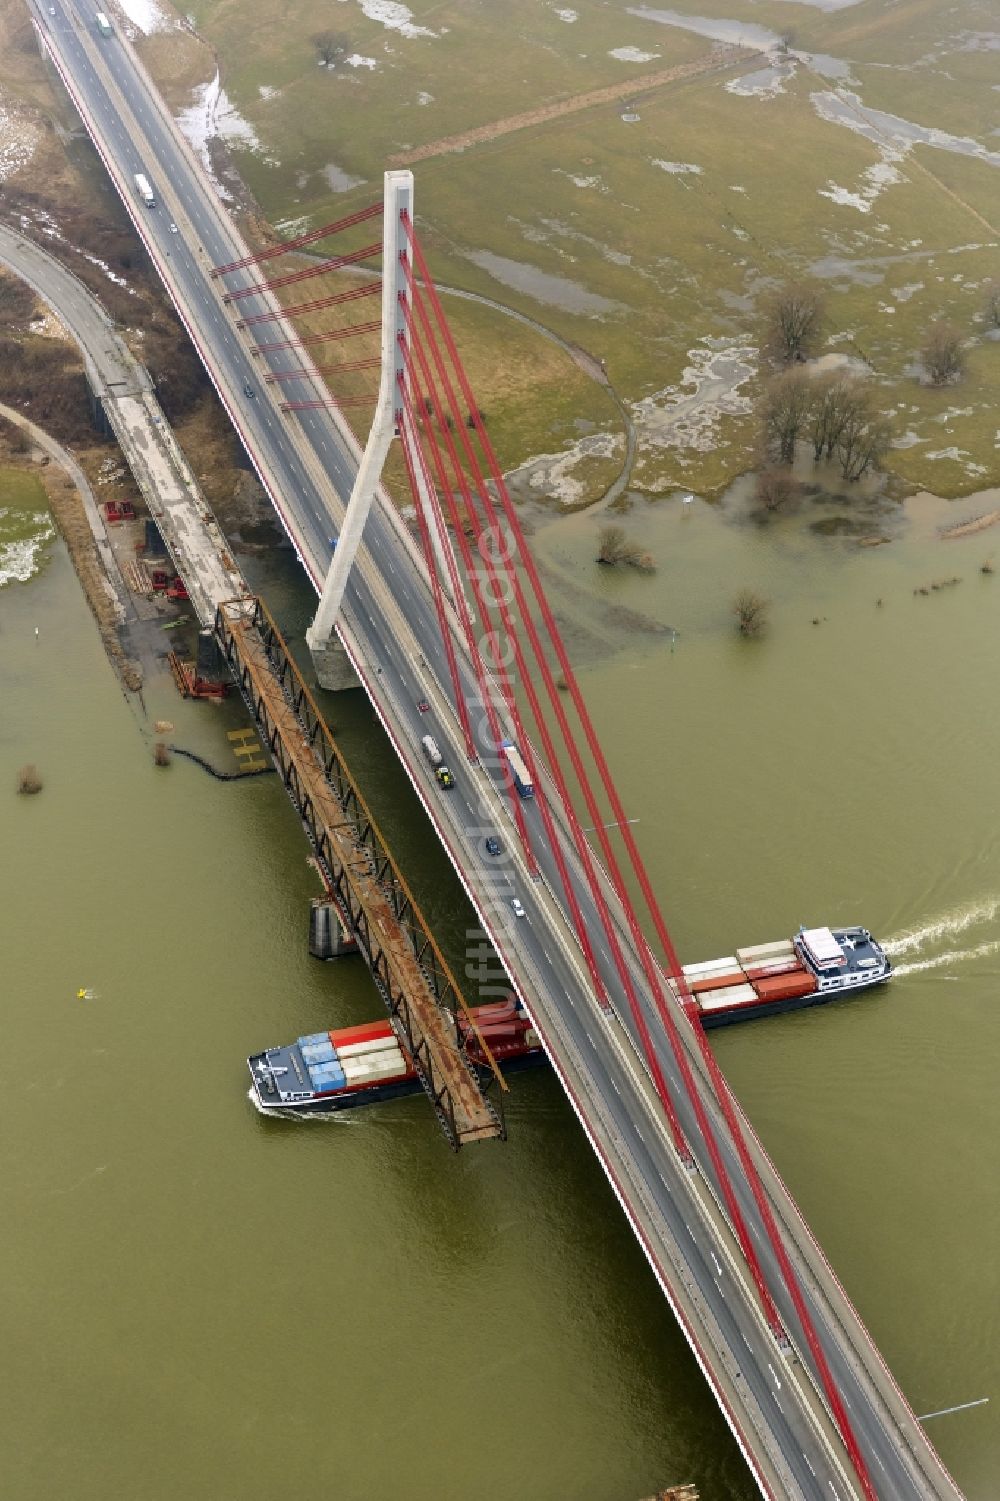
[[1, 471, 997, 1499]]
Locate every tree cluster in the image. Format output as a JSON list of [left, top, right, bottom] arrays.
[[759, 370, 891, 491]]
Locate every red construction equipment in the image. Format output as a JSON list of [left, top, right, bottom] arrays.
[[166, 577, 189, 601]]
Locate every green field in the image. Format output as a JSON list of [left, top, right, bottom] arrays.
[[166, 0, 1000, 503]]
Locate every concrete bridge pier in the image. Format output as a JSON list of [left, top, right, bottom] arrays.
[[195, 628, 226, 683], [310, 634, 360, 692], [309, 896, 358, 959]]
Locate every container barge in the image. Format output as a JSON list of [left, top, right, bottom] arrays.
[[682, 926, 891, 1027], [248, 927, 890, 1115], [249, 996, 543, 1117]]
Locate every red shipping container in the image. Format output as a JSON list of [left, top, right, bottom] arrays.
[[469, 1004, 518, 1023], [687, 970, 746, 995], [753, 972, 817, 1001], [743, 959, 802, 981], [473, 1025, 521, 1046], [329, 1020, 394, 1048]]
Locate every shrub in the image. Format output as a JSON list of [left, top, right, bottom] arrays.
[[17, 764, 43, 794], [733, 590, 769, 637]]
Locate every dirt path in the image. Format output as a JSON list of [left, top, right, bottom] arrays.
[[0, 402, 142, 689], [388, 46, 759, 167]]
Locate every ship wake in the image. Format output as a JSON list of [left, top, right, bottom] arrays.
[[884, 894, 1000, 959]]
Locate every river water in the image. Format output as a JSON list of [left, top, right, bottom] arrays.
[[1, 465, 996, 1500]]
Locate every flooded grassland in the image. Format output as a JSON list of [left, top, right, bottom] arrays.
[[147, 0, 1000, 505]]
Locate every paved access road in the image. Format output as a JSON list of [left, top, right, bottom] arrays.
[[32, 5, 963, 1498]]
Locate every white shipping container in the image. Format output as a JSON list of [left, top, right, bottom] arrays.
[[745, 957, 800, 976], [354, 1055, 407, 1080], [343, 1048, 404, 1078], [736, 940, 794, 964], [337, 1035, 398, 1059], [682, 955, 740, 979], [696, 983, 758, 1011]]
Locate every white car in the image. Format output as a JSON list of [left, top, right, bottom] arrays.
[[511, 898, 526, 919], [168, 222, 178, 233]]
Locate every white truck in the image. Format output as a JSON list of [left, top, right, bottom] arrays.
[[420, 735, 454, 790], [95, 11, 113, 35], [133, 173, 155, 207]]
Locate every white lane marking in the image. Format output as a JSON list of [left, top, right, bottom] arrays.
[[711, 1253, 722, 1277], [768, 1363, 782, 1390], [684, 1222, 696, 1242], [803, 1456, 816, 1478]]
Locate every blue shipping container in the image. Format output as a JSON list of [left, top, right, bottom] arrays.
[[298, 1033, 330, 1050], [301, 1040, 336, 1066]]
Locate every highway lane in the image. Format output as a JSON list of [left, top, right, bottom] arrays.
[[36, 6, 959, 1497]]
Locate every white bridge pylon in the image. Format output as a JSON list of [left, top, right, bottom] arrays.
[[306, 169, 453, 661]]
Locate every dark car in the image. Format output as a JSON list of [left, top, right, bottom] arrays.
[[484, 837, 501, 856], [243, 380, 255, 398], [417, 699, 430, 713]]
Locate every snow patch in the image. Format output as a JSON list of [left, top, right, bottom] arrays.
[[727, 63, 792, 99], [176, 73, 277, 198], [115, 0, 174, 34], [417, 91, 434, 105], [357, 1, 436, 39], [609, 46, 659, 62], [258, 85, 280, 101], [652, 159, 702, 176], [819, 159, 904, 214], [632, 344, 757, 454], [346, 53, 378, 68], [506, 433, 622, 507], [554, 7, 578, 20]]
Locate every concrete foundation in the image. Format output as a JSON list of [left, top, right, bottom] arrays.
[[310, 634, 359, 692], [309, 897, 357, 959], [195, 628, 224, 682]]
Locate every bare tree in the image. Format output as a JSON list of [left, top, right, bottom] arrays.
[[756, 467, 798, 511], [983, 282, 1000, 330], [763, 281, 824, 366], [922, 321, 965, 385], [808, 374, 865, 462], [760, 368, 812, 465], [312, 30, 349, 66], [836, 409, 892, 482], [733, 589, 769, 637]]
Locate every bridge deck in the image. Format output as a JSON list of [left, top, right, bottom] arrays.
[[222, 604, 502, 1147]]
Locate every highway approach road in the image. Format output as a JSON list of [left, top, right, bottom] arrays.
[[31, 4, 962, 1498]]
